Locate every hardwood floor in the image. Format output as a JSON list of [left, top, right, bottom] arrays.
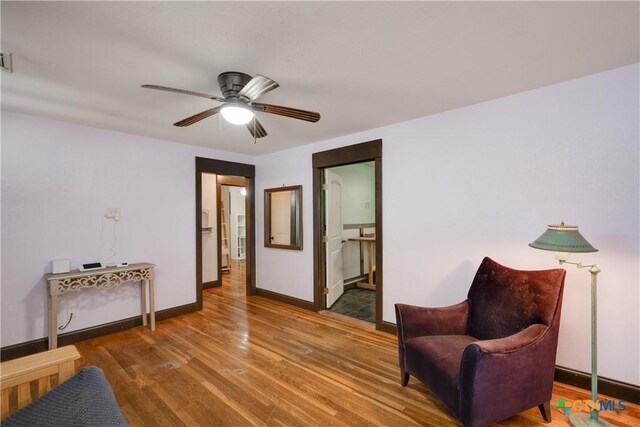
[[75, 262, 639, 426]]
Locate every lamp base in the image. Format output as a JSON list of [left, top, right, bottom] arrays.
[[568, 412, 612, 427]]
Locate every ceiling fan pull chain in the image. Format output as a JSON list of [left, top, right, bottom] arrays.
[[253, 116, 257, 144]]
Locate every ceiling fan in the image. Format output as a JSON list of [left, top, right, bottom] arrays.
[[142, 72, 321, 139]]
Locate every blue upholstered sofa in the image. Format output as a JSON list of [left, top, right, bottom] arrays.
[[1, 346, 128, 427]]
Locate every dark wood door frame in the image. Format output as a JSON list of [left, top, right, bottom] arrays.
[[312, 139, 388, 332], [196, 157, 255, 311]]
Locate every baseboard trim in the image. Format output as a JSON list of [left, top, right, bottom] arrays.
[[344, 274, 368, 287], [0, 302, 197, 362], [343, 283, 356, 292], [555, 366, 639, 404], [156, 302, 198, 321], [203, 280, 221, 289], [378, 321, 397, 335], [255, 288, 317, 312]]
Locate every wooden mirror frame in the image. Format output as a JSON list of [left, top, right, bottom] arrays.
[[264, 185, 303, 250]]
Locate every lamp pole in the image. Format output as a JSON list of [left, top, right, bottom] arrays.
[[588, 265, 600, 422], [560, 260, 608, 427]]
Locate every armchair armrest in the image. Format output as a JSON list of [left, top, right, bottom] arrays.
[[1, 345, 81, 419], [395, 300, 470, 340], [467, 323, 548, 354], [459, 324, 556, 426]]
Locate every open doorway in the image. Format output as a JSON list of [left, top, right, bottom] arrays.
[[201, 172, 221, 289], [324, 162, 376, 323], [195, 157, 255, 311], [312, 140, 385, 331], [218, 176, 247, 287]]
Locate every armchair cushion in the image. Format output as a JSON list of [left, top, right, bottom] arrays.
[[405, 334, 477, 414]]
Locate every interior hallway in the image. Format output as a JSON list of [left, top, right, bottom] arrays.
[[73, 272, 639, 426], [223, 258, 246, 292]]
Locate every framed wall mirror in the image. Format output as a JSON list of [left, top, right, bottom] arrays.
[[265, 185, 303, 250]]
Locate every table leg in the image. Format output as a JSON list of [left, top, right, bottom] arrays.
[[149, 279, 155, 331], [49, 294, 58, 350], [140, 280, 147, 327], [356, 242, 376, 290], [368, 241, 375, 287]]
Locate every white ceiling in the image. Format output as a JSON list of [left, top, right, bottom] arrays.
[[1, 1, 638, 155]]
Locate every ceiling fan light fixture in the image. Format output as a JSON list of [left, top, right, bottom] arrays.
[[220, 103, 254, 125]]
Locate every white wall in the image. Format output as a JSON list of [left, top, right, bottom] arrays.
[[329, 163, 376, 225], [201, 173, 218, 283], [256, 146, 320, 300], [229, 186, 246, 216], [255, 64, 640, 385], [1, 111, 253, 347]]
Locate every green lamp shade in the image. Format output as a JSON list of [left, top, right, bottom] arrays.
[[529, 222, 598, 253]]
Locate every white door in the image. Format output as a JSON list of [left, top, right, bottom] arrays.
[[270, 190, 291, 245], [325, 169, 344, 308]]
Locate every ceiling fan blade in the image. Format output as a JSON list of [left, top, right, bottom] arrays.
[[246, 118, 268, 139], [141, 84, 225, 102], [252, 102, 320, 123], [173, 106, 221, 127], [237, 75, 279, 101]]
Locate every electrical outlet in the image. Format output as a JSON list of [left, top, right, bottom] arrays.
[[67, 309, 77, 319], [105, 208, 121, 221]]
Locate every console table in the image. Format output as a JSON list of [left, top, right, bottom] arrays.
[[44, 263, 155, 349]]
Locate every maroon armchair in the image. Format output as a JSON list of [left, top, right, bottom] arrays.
[[395, 257, 566, 427]]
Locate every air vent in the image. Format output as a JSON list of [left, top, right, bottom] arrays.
[[1, 51, 13, 72]]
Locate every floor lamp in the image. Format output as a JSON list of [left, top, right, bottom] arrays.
[[529, 222, 610, 427]]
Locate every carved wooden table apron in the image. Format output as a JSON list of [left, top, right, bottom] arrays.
[[44, 263, 155, 349]]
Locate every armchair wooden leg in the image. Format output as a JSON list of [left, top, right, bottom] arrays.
[[400, 369, 410, 386], [538, 401, 551, 422]]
